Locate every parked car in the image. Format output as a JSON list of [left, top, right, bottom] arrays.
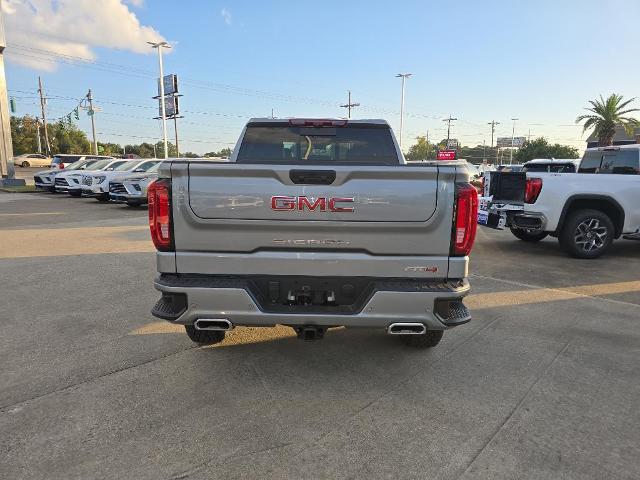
[[54, 158, 124, 195], [478, 145, 640, 258], [522, 158, 579, 173], [496, 164, 524, 172], [150, 118, 477, 348], [49, 154, 114, 170], [83, 159, 160, 201], [109, 161, 163, 206], [13, 153, 51, 168], [34, 158, 103, 192]]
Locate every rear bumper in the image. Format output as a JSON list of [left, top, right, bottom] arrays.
[[152, 275, 471, 330], [511, 212, 547, 232]]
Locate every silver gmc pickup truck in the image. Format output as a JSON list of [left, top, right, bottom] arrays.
[[149, 118, 478, 348]]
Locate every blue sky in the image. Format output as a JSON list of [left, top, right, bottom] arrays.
[[5, 0, 640, 155]]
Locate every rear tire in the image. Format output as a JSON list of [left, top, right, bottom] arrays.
[[399, 330, 443, 348], [510, 227, 548, 243], [185, 325, 226, 345], [559, 209, 614, 259]]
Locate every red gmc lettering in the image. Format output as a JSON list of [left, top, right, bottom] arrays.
[[298, 197, 327, 211], [328, 197, 355, 212], [271, 196, 296, 210], [271, 196, 355, 212]]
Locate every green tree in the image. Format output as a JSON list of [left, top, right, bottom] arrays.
[[513, 137, 579, 164], [49, 120, 90, 154], [182, 151, 199, 158], [97, 142, 123, 156], [154, 141, 178, 158], [10, 115, 40, 155], [404, 136, 435, 161], [576, 94, 639, 146], [204, 147, 232, 158]]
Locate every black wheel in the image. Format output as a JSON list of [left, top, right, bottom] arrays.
[[185, 325, 226, 345], [126, 201, 142, 207], [68, 190, 82, 197], [509, 226, 549, 242], [96, 194, 110, 202], [21, 161, 29, 168], [559, 209, 614, 259], [399, 330, 444, 348]]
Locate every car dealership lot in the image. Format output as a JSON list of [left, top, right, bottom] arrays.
[[1, 192, 639, 480]]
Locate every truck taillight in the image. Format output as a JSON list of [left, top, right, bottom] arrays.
[[524, 178, 542, 204], [452, 183, 478, 257], [148, 178, 173, 251]]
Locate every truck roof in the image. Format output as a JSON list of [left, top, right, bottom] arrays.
[[247, 118, 391, 126], [524, 158, 579, 165], [585, 144, 640, 152]]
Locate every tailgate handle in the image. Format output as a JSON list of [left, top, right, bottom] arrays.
[[289, 169, 336, 185]]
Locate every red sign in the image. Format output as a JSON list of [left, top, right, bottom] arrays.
[[437, 150, 457, 161]]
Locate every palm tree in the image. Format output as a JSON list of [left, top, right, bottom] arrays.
[[576, 94, 640, 146]]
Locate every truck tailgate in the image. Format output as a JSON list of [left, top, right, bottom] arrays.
[[167, 161, 460, 277], [187, 163, 438, 222]]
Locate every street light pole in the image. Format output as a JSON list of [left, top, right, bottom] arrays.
[[148, 41, 171, 159], [396, 73, 412, 150], [510, 117, 519, 165]]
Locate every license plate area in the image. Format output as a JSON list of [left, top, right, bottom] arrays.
[[248, 276, 374, 314]]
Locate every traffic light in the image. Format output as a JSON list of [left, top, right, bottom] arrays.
[[9, 97, 16, 113]]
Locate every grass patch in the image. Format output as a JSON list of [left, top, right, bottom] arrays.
[[0, 184, 37, 193]]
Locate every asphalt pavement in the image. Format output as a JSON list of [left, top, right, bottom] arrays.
[[1, 191, 639, 480]]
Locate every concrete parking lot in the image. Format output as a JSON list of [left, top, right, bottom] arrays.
[[1, 191, 639, 480]]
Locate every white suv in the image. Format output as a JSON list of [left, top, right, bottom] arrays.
[[82, 159, 159, 201]]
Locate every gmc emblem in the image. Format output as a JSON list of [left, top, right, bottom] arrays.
[[271, 196, 355, 212]]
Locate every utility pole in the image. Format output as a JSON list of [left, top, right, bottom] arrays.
[[148, 41, 171, 159], [483, 139, 486, 162], [271, 108, 274, 119], [87, 89, 98, 155], [340, 90, 360, 119], [426, 130, 430, 160], [510, 117, 519, 165], [38, 76, 51, 156], [487, 120, 500, 165], [395, 73, 412, 150], [153, 143, 157, 159], [443, 115, 457, 142], [487, 120, 500, 148], [36, 117, 42, 154], [173, 115, 179, 157]]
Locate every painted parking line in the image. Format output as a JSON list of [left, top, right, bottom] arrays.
[[0, 225, 152, 258], [469, 274, 640, 308], [130, 279, 640, 338], [0, 212, 66, 217]]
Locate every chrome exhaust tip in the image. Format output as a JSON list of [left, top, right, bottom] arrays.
[[387, 323, 427, 335], [194, 319, 234, 331]]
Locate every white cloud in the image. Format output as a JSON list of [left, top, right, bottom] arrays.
[[125, 0, 145, 6], [2, 0, 166, 71], [221, 7, 232, 25]]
